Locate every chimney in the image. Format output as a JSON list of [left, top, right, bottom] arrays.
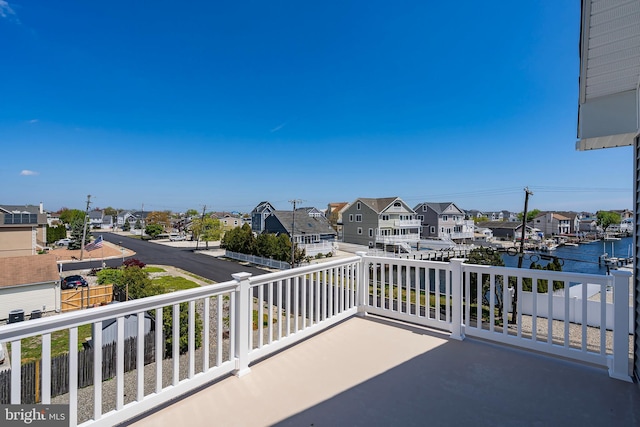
[[39, 202, 44, 214]]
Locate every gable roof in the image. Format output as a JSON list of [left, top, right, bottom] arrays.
[[252, 201, 275, 214], [416, 202, 464, 215], [0, 256, 60, 288], [266, 211, 337, 237], [0, 204, 41, 214], [358, 197, 404, 213]]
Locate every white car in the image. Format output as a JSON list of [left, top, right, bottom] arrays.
[[169, 234, 187, 241], [56, 238, 74, 246]]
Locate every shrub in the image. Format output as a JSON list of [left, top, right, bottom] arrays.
[[123, 258, 146, 268]]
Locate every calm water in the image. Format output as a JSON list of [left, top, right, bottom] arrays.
[[500, 237, 633, 275]]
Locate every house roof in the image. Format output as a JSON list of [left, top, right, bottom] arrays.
[[88, 211, 103, 220], [0, 256, 60, 288], [358, 197, 402, 213], [266, 211, 337, 237], [416, 202, 462, 215], [252, 201, 275, 214], [0, 204, 41, 214], [477, 221, 523, 230]]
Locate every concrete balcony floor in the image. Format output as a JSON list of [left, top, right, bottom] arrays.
[[126, 316, 640, 427]]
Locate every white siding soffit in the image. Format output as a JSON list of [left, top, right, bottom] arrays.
[[577, 0, 640, 151]]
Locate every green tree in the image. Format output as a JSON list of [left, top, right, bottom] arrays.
[[46, 224, 67, 244], [191, 217, 222, 249], [517, 209, 541, 223], [145, 223, 164, 239], [221, 223, 255, 254], [59, 208, 85, 225], [68, 218, 90, 250], [122, 221, 131, 231], [465, 247, 506, 314], [97, 268, 123, 285], [596, 211, 621, 233], [112, 266, 161, 301], [185, 209, 199, 218], [275, 234, 292, 262], [523, 258, 564, 293], [255, 233, 279, 258], [134, 219, 142, 230], [146, 211, 171, 231]]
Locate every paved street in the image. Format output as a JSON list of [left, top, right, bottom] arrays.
[[60, 232, 268, 283]]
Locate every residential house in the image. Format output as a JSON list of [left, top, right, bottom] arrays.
[[342, 197, 420, 249], [88, 210, 104, 229], [0, 203, 48, 257], [326, 202, 350, 240], [533, 212, 571, 236], [121, 211, 149, 231], [465, 209, 485, 220], [555, 211, 581, 234], [251, 201, 276, 234], [477, 221, 532, 241], [212, 213, 243, 230], [0, 255, 61, 320], [263, 209, 337, 256], [579, 219, 598, 233], [414, 202, 474, 242]]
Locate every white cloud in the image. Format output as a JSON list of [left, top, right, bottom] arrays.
[[270, 121, 287, 133], [28, 119, 38, 124], [20, 170, 39, 176], [0, 1, 15, 18]]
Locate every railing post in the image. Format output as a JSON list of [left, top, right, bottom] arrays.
[[609, 270, 632, 382], [450, 259, 465, 341], [356, 252, 367, 316], [232, 272, 252, 377]]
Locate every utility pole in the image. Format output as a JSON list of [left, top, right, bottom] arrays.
[[289, 199, 303, 267], [195, 205, 206, 251], [80, 194, 92, 261], [512, 187, 533, 323]]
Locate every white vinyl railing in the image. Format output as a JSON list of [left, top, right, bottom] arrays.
[[0, 254, 632, 427]]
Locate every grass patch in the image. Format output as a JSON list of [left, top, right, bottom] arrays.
[[179, 270, 214, 284], [10, 324, 93, 363], [152, 275, 199, 292], [143, 266, 166, 273]]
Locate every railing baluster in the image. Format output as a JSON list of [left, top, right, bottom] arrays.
[[581, 279, 588, 352], [464, 271, 470, 328], [268, 281, 273, 344], [315, 271, 321, 323], [216, 295, 223, 367], [172, 304, 179, 386], [476, 272, 481, 329], [188, 300, 195, 378], [137, 312, 145, 400], [42, 333, 52, 405], [116, 318, 124, 410], [445, 268, 451, 323], [10, 339, 20, 404], [294, 276, 300, 333], [286, 278, 292, 336], [415, 267, 421, 317], [322, 271, 327, 321], [259, 285, 264, 347], [502, 276, 509, 336], [532, 274, 538, 342], [301, 275, 307, 328], [277, 279, 283, 341], [380, 263, 386, 310], [547, 280, 553, 345], [328, 268, 334, 317], [69, 327, 78, 427], [490, 273, 495, 333], [204, 296, 210, 371], [600, 282, 606, 355], [155, 307, 163, 393], [517, 276, 522, 338]]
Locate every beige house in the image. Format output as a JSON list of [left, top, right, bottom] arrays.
[[0, 255, 61, 320], [0, 204, 48, 258]]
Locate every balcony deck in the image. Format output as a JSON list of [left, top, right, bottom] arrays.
[[127, 315, 639, 427]]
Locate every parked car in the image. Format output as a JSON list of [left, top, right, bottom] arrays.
[[56, 238, 75, 246], [169, 234, 187, 241], [61, 275, 88, 290]]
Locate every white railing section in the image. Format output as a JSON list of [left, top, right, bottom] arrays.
[[0, 255, 632, 426], [225, 250, 291, 270]]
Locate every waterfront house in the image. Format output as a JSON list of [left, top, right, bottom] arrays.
[[342, 197, 420, 250], [476, 220, 533, 241], [533, 212, 572, 236], [414, 202, 474, 242], [326, 201, 350, 240], [250, 201, 276, 234]]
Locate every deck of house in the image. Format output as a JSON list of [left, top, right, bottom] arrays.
[[127, 315, 639, 427]]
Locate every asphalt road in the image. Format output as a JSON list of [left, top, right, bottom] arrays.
[[60, 232, 268, 283]]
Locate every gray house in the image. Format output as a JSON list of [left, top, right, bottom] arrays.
[[263, 209, 336, 244], [251, 201, 276, 234], [414, 202, 473, 242], [342, 197, 420, 250]]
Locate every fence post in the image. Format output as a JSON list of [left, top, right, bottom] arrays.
[[609, 270, 632, 382], [449, 259, 465, 341], [355, 252, 367, 316], [232, 272, 252, 377]]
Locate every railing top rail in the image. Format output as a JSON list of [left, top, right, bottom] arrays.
[[249, 256, 361, 286], [363, 255, 451, 267], [0, 279, 238, 342], [461, 263, 614, 284]]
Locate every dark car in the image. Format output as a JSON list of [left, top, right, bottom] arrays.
[[61, 275, 88, 290]]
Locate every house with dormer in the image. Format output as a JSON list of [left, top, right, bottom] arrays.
[[251, 201, 276, 234], [0, 203, 48, 257], [414, 202, 474, 242], [342, 197, 420, 249]]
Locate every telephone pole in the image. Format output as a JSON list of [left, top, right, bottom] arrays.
[[512, 187, 533, 323], [195, 205, 206, 251], [289, 199, 303, 267], [80, 194, 92, 261]]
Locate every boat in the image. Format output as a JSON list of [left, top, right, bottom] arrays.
[[564, 242, 579, 247]]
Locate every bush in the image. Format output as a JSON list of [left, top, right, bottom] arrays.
[[123, 258, 146, 268], [97, 268, 123, 285]]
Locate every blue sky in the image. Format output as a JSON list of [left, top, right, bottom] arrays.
[[0, 1, 632, 214]]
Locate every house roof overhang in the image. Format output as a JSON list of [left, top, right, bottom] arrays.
[[576, 0, 640, 151]]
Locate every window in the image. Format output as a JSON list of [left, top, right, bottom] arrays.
[[430, 226, 435, 233], [356, 214, 362, 222], [442, 215, 448, 221], [417, 215, 424, 221], [393, 202, 401, 207], [357, 202, 361, 210], [423, 205, 426, 211], [349, 214, 353, 222], [369, 228, 373, 237], [357, 227, 362, 235], [382, 215, 389, 221]]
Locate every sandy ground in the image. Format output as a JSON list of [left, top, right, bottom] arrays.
[[44, 241, 135, 264]]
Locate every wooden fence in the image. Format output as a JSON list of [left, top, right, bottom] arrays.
[[0, 332, 157, 404], [61, 284, 114, 312]]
